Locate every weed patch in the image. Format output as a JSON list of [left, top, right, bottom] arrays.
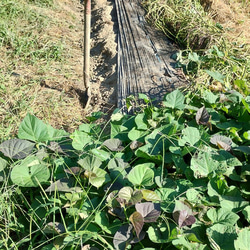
[[142, 0, 249, 94]]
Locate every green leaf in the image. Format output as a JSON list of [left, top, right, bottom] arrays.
[[206, 208, 239, 225], [110, 124, 129, 141], [188, 52, 200, 62], [0, 157, 7, 182], [243, 131, 250, 140], [234, 79, 250, 96], [207, 176, 228, 203], [89, 167, 110, 189], [186, 188, 200, 202], [70, 130, 92, 150], [118, 186, 133, 203], [127, 163, 154, 187], [47, 125, 68, 141], [135, 113, 148, 130], [190, 149, 225, 178], [242, 206, 250, 223], [108, 158, 128, 184], [95, 211, 111, 234], [18, 113, 51, 142], [205, 70, 225, 83], [102, 138, 124, 151], [220, 186, 248, 213], [172, 235, 207, 250], [206, 224, 237, 250], [91, 148, 111, 161], [234, 228, 250, 250], [0, 139, 35, 159], [203, 90, 219, 104], [11, 156, 50, 187], [163, 89, 185, 109], [128, 128, 148, 142], [118, 187, 143, 205], [147, 225, 169, 243], [78, 155, 102, 171], [141, 190, 161, 202], [179, 127, 201, 146]]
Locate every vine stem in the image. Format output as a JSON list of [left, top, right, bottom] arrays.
[[84, 0, 91, 109]]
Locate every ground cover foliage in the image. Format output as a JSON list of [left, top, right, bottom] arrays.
[[0, 89, 250, 249]]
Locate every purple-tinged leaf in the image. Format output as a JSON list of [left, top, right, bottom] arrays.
[[135, 202, 161, 222], [210, 134, 232, 151], [64, 167, 84, 175], [0, 139, 35, 159], [130, 231, 146, 243], [108, 207, 125, 220], [43, 222, 66, 234], [173, 210, 196, 228], [45, 178, 82, 193], [130, 141, 143, 150], [102, 139, 124, 151], [196, 106, 210, 125], [129, 211, 144, 238], [113, 224, 133, 250], [118, 187, 143, 206], [173, 200, 196, 228]]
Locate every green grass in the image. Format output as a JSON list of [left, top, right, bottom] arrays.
[[142, 0, 249, 93], [0, 0, 63, 63], [0, 0, 84, 141]]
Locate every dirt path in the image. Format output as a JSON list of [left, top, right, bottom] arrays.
[[87, 0, 118, 113]]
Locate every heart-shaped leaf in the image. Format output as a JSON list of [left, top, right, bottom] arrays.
[[118, 187, 133, 203], [70, 130, 92, 150], [196, 106, 210, 125], [118, 187, 143, 205], [18, 113, 51, 142], [113, 224, 133, 250], [173, 200, 196, 228], [78, 155, 102, 171], [88, 167, 110, 189], [11, 156, 50, 187], [180, 127, 201, 146], [163, 89, 185, 110], [173, 210, 196, 228], [135, 202, 161, 222], [210, 134, 232, 151], [0, 139, 35, 159], [127, 163, 154, 187], [102, 138, 124, 151], [129, 211, 144, 238], [45, 178, 81, 192]]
